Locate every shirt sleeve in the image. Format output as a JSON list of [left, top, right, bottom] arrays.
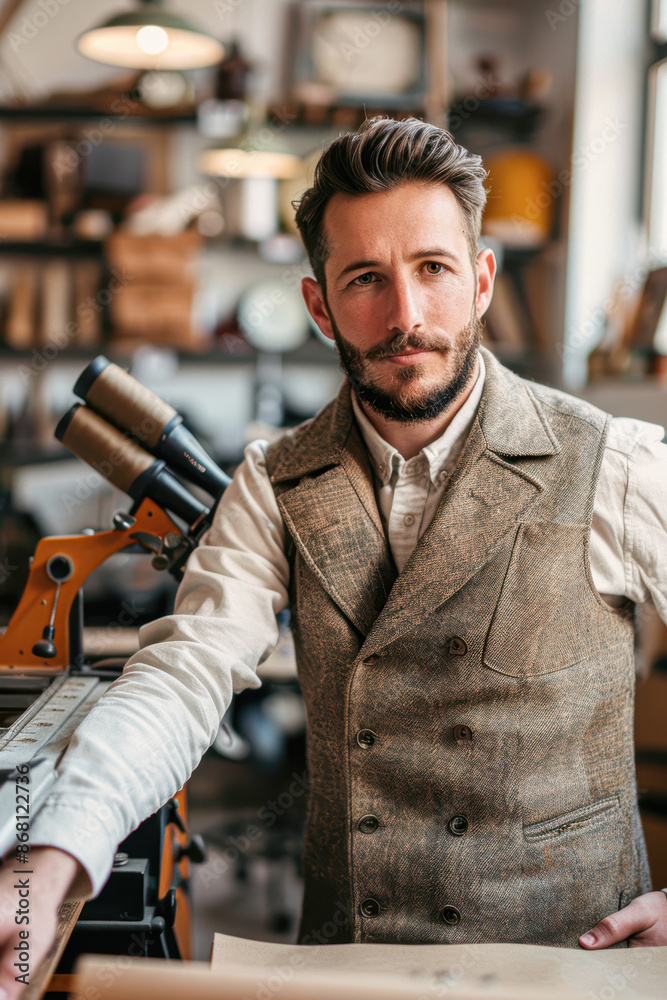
[[591, 417, 667, 623], [27, 439, 289, 898], [624, 430, 667, 624]]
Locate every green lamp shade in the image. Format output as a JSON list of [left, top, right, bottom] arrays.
[[77, 6, 224, 70]]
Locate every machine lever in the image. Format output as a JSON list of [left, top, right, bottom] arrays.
[[174, 834, 207, 865], [31, 554, 74, 658]]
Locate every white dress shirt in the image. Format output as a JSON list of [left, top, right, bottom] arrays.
[[27, 352, 667, 899]]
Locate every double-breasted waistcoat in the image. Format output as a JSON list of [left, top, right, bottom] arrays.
[[264, 346, 650, 948]]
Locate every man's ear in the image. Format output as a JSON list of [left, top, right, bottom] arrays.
[[475, 248, 497, 319], [302, 277, 335, 342]]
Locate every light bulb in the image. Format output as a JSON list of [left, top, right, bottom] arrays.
[[136, 24, 169, 55]]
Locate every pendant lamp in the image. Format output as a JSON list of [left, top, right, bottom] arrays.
[[77, 0, 224, 70], [198, 146, 303, 180]]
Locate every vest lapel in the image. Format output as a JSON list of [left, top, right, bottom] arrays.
[[268, 348, 559, 648], [269, 380, 397, 638]]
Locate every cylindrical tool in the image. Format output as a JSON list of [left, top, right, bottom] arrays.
[[73, 356, 230, 499], [56, 404, 207, 526]]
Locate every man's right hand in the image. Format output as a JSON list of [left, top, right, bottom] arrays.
[[0, 847, 83, 1000]]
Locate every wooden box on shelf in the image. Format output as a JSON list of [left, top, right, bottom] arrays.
[[105, 229, 206, 349], [0, 199, 48, 240], [105, 230, 203, 284], [109, 281, 202, 349]]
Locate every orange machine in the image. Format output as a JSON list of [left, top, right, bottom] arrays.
[[0, 357, 232, 982]]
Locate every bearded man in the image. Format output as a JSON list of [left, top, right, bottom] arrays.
[[2, 118, 667, 998]]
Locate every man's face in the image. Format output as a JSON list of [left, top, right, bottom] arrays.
[[302, 182, 495, 422]]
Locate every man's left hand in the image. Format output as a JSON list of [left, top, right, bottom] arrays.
[[579, 891, 667, 948]]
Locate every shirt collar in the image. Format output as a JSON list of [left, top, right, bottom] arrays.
[[350, 350, 486, 487]]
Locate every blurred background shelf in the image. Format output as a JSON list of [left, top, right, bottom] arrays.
[[0, 237, 104, 256], [0, 105, 198, 123]]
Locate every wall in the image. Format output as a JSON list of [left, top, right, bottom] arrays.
[[563, 0, 649, 389]]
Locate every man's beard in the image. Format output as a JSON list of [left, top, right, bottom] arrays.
[[328, 312, 482, 423]]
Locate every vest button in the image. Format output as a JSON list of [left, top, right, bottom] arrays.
[[453, 724, 473, 743], [357, 729, 376, 748], [449, 637, 467, 656], [358, 814, 380, 834], [441, 905, 461, 925], [447, 815, 468, 836], [360, 897, 381, 917]]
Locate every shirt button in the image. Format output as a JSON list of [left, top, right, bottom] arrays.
[[449, 637, 467, 656], [453, 724, 473, 744], [357, 729, 376, 749], [360, 897, 381, 917], [441, 905, 461, 925], [447, 815, 469, 836], [404, 513, 414, 526], [358, 814, 380, 834]]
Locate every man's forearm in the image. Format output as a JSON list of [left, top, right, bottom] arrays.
[[0, 847, 84, 1000], [15, 847, 83, 902]]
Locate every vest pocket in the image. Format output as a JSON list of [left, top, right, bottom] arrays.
[[483, 522, 632, 677], [523, 795, 620, 842]]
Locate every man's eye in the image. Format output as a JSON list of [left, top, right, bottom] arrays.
[[353, 272, 376, 285], [424, 262, 446, 275]]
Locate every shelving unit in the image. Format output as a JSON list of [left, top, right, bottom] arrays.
[[0, 106, 197, 124]]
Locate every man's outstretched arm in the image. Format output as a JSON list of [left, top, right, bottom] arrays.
[[0, 439, 290, 996]]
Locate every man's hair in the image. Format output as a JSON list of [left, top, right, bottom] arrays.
[[293, 116, 488, 288]]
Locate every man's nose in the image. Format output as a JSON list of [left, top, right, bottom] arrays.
[[384, 277, 423, 334]]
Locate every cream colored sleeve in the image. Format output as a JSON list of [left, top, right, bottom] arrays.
[[591, 417, 667, 623], [27, 440, 289, 898]]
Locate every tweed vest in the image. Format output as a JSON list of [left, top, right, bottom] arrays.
[[264, 346, 650, 948]]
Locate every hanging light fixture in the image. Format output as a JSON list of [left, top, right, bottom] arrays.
[[77, 0, 224, 70], [198, 147, 303, 180]]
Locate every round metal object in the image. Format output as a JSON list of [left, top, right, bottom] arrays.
[[359, 897, 381, 917], [46, 554, 74, 582], [441, 905, 461, 925], [447, 815, 469, 836], [449, 637, 468, 656], [453, 724, 473, 744]]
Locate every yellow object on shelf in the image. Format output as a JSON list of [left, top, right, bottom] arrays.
[[483, 148, 555, 248]]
